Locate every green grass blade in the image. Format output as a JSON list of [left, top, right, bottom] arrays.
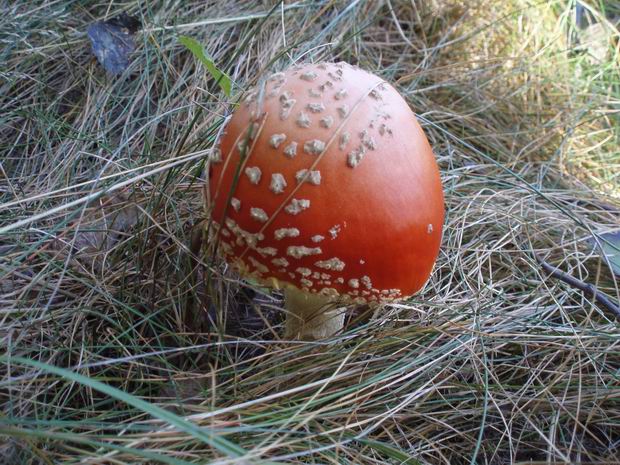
[[0, 427, 197, 465], [1, 356, 248, 459], [179, 35, 232, 96], [357, 438, 422, 464]]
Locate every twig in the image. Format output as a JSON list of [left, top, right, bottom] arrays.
[[535, 254, 620, 319]]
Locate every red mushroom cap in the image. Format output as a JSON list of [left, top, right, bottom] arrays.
[[208, 62, 444, 303]]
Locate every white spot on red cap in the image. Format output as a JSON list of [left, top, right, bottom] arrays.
[[347, 146, 366, 168], [283, 141, 298, 158], [300, 71, 318, 82], [295, 169, 321, 186], [319, 287, 339, 297], [210, 147, 222, 163], [314, 258, 345, 271], [272, 257, 289, 268], [329, 224, 341, 239], [303, 139, 325, 155], [334, 89, 347, 100], [248, 122, 260, 140], [256, 247, 277, 257], [287, 246, 322, 259], [311, 235, 324, 243], [369, 88, 382, 100], [237, 140, 248, 155], [427, 224, 434, 234], [244, 166, 262, 184], [279, 92, 296, 120], [320, 116, 334, 128], [360, 130, 377, 150], [270, 173, 287, 194], [306, 103, 325, 113], [230, 198, 241, 212], [250, 207, 268, 223], [328, 71, 342, 82], [274, 228, 300, 240], [269, 133, 286, 148], [296, 112, 311, 128], [285, 198, 310, 215]]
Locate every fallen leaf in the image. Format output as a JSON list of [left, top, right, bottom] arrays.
[[570, 2, 618, 64], [87, 12, 141, 75], [53, 194, 139, 270], [594, 231, 620, 277]]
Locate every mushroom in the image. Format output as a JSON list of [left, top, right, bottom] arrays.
[[207, 62, 444, 340]]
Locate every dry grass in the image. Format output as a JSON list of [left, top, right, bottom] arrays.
[[1, 1, 619, 464]]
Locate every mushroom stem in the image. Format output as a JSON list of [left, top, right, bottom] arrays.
[[283, 287, 346, 340]]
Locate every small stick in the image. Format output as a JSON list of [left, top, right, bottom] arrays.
[[535, 254, 620, 319]]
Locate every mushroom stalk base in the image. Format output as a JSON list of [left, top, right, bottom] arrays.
[[283, 288, 346, 340]]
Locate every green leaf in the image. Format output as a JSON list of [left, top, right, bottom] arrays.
[[597, 231, 620, 277], [1, 356, 248, 459], [179, 35, 231, 97]]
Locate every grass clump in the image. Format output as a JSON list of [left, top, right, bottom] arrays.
[[1, 1, 619, 463]]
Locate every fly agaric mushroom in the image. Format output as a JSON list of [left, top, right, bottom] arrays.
[[207, 61, 444, 340]]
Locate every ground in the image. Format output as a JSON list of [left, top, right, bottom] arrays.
[[1, 1, 619, 464]]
